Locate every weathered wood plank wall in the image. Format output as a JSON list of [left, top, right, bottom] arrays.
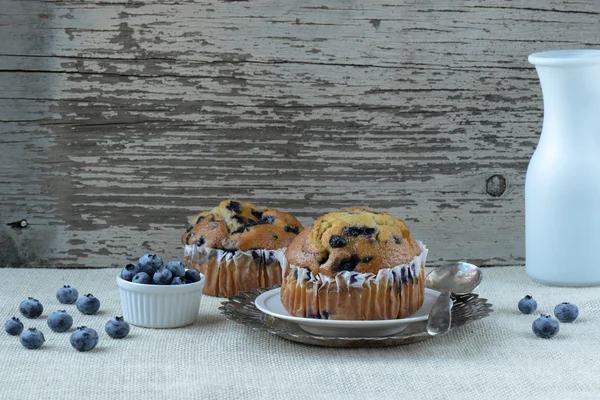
[[1, 0, 598, 268]]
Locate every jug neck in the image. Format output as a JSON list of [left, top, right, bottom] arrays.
[[530, 50, 600, 140]]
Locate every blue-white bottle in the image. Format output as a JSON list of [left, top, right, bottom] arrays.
[[526, 49, 600, 286]]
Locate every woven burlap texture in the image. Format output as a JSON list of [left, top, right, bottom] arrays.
[[1, 267, 599, 400]]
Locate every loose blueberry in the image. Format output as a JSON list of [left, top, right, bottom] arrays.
[[153, 267, 173, 285], [554, 302, 579, 323], [518, 295, 537, 314], [132, 271, 152, 284], [532, 314, 560, 339], [184, 269, 202, 283], [76, 294, 100, 315], [4, 317, 24, 336], [171, 276, 184, 285], [105, 316, 130, 339], [70, 326, 99, 352], [47, 310, 73, 332], [138, 253, 163, 276], [19, 297, 43, 319], [56, 285, 79, 304], [120, 263, 140, 281], [20, 328, 45, 349], [165, 261, 186, 278], [329, 235, 347, 248]]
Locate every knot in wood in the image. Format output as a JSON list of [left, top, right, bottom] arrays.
[[486, 174, 506, 197], [369, 19, 381, 29]]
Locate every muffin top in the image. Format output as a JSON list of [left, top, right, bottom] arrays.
[[182, 199, 303, 252], [284, 208, 422, 276]]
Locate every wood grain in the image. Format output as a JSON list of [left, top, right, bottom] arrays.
[[1, 0, 599, 268]]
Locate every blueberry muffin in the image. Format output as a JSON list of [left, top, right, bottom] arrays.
[[280, 208, 428, 320], [182, 199, 303, 297]]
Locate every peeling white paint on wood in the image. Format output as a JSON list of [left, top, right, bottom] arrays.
[[1, 0, 598, 267]]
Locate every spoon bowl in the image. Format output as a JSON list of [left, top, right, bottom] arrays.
[[425, 262, 482, 336], [425, 262, 482, 295]]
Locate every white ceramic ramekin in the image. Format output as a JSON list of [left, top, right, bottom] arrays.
[[116, 273, 205, 328]]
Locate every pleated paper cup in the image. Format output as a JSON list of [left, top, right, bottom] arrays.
[[184, 245, 284, 297], [279, 241, 428, 320], [116, 273, 204, 328]]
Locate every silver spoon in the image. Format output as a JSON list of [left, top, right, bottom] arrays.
[[425, 262, 483, 336]]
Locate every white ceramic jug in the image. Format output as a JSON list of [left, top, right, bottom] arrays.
[[526, 49, 600, 286]]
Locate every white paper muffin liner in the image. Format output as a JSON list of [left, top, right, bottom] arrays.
[[184, 245, 283, 297], [278, 241, 428, 320]]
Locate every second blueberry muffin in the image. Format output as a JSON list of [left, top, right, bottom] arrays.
[[182, 199, 303, 297], [280, 208, 428, 320]]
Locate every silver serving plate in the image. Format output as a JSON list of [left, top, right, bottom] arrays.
[[219, 285, 493, 348]]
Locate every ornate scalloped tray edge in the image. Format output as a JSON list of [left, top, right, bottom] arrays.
[[219, 285, 493, 348]]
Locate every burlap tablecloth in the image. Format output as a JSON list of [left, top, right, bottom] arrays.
[[0, 267, 598, 399]]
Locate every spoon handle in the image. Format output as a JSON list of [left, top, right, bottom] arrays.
[[426, 290, 452, 336]]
